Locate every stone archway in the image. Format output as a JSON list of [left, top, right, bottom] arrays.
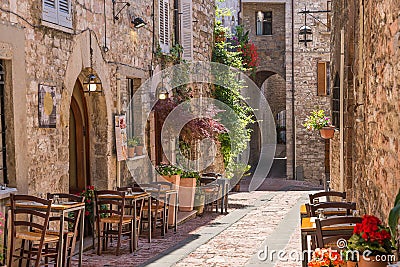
[[249, 70, 286, 177], [62, 31, 113, 191]]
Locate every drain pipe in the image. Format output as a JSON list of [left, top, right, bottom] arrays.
[[291, 0, 296, 180], [116, 71, 121, 188], [339, 29, 345, 191]]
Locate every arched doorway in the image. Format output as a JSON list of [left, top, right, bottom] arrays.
[[69, 81, 90, 194]]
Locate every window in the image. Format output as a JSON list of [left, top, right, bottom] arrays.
[[317, 61, 330, 96], [159, 0, 170, 53], [180, 0, 193, 61], [42, 0, 72, 28], [126, 78, 142, 139], [256, 11, 272, 36], [332, 74, 340, 129]]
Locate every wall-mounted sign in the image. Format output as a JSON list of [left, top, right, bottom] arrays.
[[38, 84, 56, 128], [115, 114, 128, 161]]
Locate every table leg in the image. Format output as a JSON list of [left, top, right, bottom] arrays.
[[79, 206, 84, 267], [174, 192, 177, 233], [220, 183, 225, 214], [301, 231, 311, 267], [3, 207, 9, 266], [57, 210, 65, 267], [133, 199, 137, 252], [148, 196, 151, 243]]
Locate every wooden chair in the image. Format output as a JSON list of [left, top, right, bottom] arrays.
[[309, 202, 356, 217], [116, 187, 145, 249], [140, 184, 167, 236], [315, 216, 362, 248], [203, 184, 220, 213], [45, 193, 84, 267], [8, 194, 59, 267], [94, 190, 134, 256], [309, 191, 346, 204]]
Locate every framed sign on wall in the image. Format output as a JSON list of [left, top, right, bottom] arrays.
[[38, 84, 57, 128]]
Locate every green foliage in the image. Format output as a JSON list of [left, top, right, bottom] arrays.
[[127, 138, 138, 147], [156, 164, 183, 176], [389, 188, 400, 248], [303, 109, 332, 131], [225, 162, 251, 179], [181, 170, 200, 179], [212, 19, 255, 168], [155, 43, 183, 64]]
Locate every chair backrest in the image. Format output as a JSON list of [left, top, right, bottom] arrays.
[[315, 216, 362, 248], [117, 186, 144, 193], [309, 191, 346, 204], [47, 193, 85, 232], [310, 202, 356, 217], [94, 190, 126, 221], [10, 194, 53, 242]]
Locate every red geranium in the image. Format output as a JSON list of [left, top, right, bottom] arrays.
[[308, 248, 344, 267]]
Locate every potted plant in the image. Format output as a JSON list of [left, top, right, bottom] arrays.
[[133, 136, 144, 156], [156, 164, 182, 225], [303, 109, 335, 139], [345, 215, 393, 267], [308, 248, 344, 267], [388, 188, 400, 258], [127, 138, 138, 158], [179, 170, 200, 212]]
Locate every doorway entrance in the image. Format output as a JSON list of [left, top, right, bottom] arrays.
[[69, 81, 90, 194]]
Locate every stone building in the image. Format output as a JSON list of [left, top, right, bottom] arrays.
[[329, 0, 400, 221], [222, 0, 331, 182], [0, 0, 214, 196]]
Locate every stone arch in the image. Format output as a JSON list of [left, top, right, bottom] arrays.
[[62, 31, 113, 190], [249, 70, 286, 176]]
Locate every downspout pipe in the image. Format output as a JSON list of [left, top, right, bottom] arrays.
[[174, 0, 179, 45], [291, 0, 296, 180], [238, 0, 242, 25]]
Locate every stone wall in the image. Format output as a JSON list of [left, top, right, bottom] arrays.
[[261, 73, 286, 125], [288, 0, 331, 182], [330, 0, 400, 222], [0, 0, 215, 195]]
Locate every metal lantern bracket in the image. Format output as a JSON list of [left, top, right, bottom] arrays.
[[112, 0, 130, 22], [298, 7, 331, 46]]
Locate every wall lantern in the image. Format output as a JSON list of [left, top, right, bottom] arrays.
[[158, 87, 169, 100], [131, 17, 147, 29], [83, 33, 103, 94], [298, 6, 331, 46]]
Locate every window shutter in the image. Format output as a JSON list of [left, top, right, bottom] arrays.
[[42, 0, 58, 24], [58, 0, 72, 28], [317, 61, 328, 96], [180, 0, 193, 60], [159, 0, 170, 53]]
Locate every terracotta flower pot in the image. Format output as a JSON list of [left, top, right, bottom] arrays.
[[127, 146, 135, 158], [358, 256, 389, 267], [158, 175, 180, 226], [346, 261, 357, 267], [178, 177, 197, 212], [319, 126, 335, 139], [135, 145, 144, 156]]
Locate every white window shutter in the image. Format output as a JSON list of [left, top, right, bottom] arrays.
[[180, 0, 193, 60], [159, 0, 170, 53], [58, 0, 72, 28], [42, 0, 58, 24]]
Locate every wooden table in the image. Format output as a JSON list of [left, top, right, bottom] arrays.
[[98, 192, 151, 250], [143, 188, 178, 235], [5, 201, 85, 267], [301, 216, 356, 267], [300, 204, 348, 218]]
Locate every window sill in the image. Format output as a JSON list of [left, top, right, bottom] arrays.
[[42, 21, 73, 34], [126, 155, 146, 161]]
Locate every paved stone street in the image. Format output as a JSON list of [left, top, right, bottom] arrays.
[[73, 179, 320, 267]]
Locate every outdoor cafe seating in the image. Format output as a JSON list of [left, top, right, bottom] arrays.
[[301, 191, 361, 267]]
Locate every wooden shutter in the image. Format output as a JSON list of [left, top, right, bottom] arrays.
[[317, 61, 328, 96], [180, 0, 193, 60], [42, 0, 58, 24], [159, 0, 170, 53], [58, 0, 72, 28]]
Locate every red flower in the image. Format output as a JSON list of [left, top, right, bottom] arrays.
[[86, 199, 91, 204], [85, 211, 90, 216]]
